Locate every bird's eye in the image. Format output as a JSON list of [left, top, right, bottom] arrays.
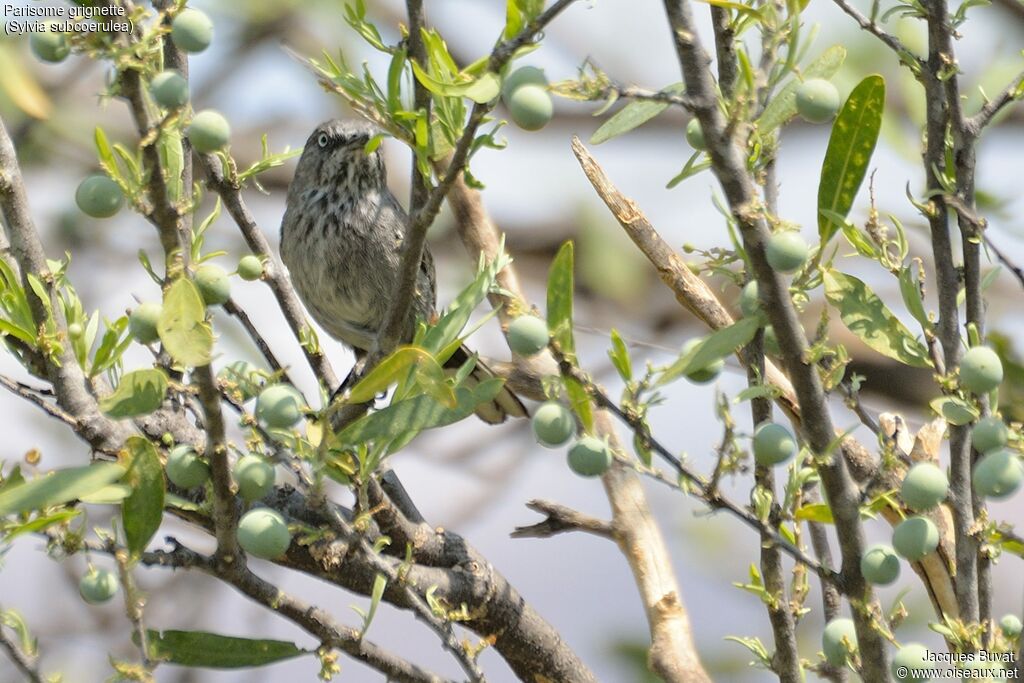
[[317, 133, 330, 148]]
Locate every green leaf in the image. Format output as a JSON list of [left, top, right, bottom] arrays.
[[823, 270, 931, 369], [411, 62, 501, 104], [122, 437, 165, 558], [2, 509, 80, 541], [158, 128, 184, 204], [794, 503, 834, 524], [339, 380, 505, 446], [99, 368, 168, 419], [158, 278, 213, 368], [608, 329, 632, 381], [0, 463, 125, 517], [659, 316, 762, 385], [547, 242, 576, 356], [757, 46, 847, 134], [817, 74, 885, 245], [348, 346, 433, 403], [931, 396, 978, 425], [591, 83, 685, 144], [145, 630, 308, 669], [79, 484, 132, 504], [899, 261, 930, 329]]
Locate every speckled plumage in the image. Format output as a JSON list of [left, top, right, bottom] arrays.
[[279, 120, 526, 423]]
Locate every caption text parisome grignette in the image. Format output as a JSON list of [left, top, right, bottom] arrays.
[[3, 4, 134, 35]]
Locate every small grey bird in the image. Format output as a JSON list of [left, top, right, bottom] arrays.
[[280, 119, 527, 424]]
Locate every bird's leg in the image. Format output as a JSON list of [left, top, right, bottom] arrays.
[[330, 350, 369, 404]]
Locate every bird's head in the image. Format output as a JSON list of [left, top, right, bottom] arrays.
[[292, 119, 387, 195]]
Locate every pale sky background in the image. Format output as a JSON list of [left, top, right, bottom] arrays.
[[1, 0, 1023, 681]]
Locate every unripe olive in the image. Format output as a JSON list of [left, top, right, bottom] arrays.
[[68, 322, 84, 339], [30, 28, 70, 63], [532, 402, 575, 448], [188, 110, 231, 153], [165, 444, 210, 489], [685, 118, 706, 151], [75, 175, 124, 218], [194, 264, 231, 306], [891, 643, 931, 683], [501, 66, 547, 99], [507, 85, 553, 131], [149, 70, 189, 109], [255, 384, 306, 429], [680, 338, 724, 384], [237, 508, 292, 559], [960, 346, 1003, 394], [752, 422, 797, 466], [860, 544, 900, 586], [795, 78, 841, 124], [892, 516, 939, 561], [567, 436, 612, 477], [972, 416, 1009, 454], [237, 254, 264, 281], [739, 280, 761, 317], [960, 659, 1007, 680], [129, 302, 163, 345], [507, 316, 549, 357], [973, 449, 1024, 500], [79, 568, 118, 604], [171, 8, 213, 53], [821, 618, 857, 666], [765, 231, 809, 274], [900, 462, 948, 511], [234, 455, 275, 502], [1000, 614, 1023, 639]]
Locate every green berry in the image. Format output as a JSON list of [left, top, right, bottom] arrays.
[[960, 346, 1003, 394], [501, 66, 547, 99], [739, 280, 761, 317], [68, 322, 84, 339], [75, 175, 124, 218], [860, 544, 900, 585], [680, 338, 724, 384], [30, 28, 70, 63], [532, 402, 575, 448], [795, 78, 841, 124], [973, 449, 1024, 500], [165, 444, 210, 489], [685, 118, 706, 151], [900, 462, 948, 511], [507, 84, 553, 131], [821, 618, 857, 666], [237, 255, 264, 281], [234, 455, 275, 502], [765, 232, 809, 274], [960, 659, 1006, 680], [972, 417, 1009, 454], [255, 384, 306, 429], [149, 70, 189, 109], [891, 643, 931, 683], [171, 8, 213, 53], [79, 568, 118, 604], [129, 302, 162, 345], [567, 436, 612, 477], [507, 316, 549, 356], [237, 508, 291, 560], [1000, 614, 1022, 639], [753, 422, 797, 466], [188, 110, 231, 153], [892, 516, 939, 561], [194, 264, 231, 306], [218, 361, 263, 401]]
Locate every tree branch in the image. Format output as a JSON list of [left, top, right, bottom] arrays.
[[511, 500, 614, 540], [0, 609, 43, 683]]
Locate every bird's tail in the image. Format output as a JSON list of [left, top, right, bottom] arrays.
[[445, 344, 528, 424]]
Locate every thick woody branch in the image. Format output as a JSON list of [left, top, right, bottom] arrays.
[[660, 2, 891, 677], [512, 500, 614, 540], [192, 365, 238, 563]]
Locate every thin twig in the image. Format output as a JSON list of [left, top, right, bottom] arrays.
[[966, 71, 1024, 137], [511, 500, 614, 540], [0, 610, 43, 683], [222, 298, 286, 375], [828, 0, 922, 68]]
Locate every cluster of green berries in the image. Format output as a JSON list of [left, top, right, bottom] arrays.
[[502, 67, 553, 131]]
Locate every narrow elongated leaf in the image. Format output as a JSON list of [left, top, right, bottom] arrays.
[[823, 271, 931, 368], [757, 46, 847, 134], [158, 278, 213, 367], [158, 129, 185, 204], [99, 369, 168, 419], [2, 509, 80, 541], [659, 316, 762, 385], [348, 346, 433, 403], [591, 83, 685, 144], [122, 437, 165, 557], [899, 261, 930, 329], [145, 630, 307, 668], [547, 242, 594, 430], [931, 396, 978, 425], [411, 62, 500, 103], [339, 380, 505, 445], [817, 75, 885, 245], [0, 463, 125, 517]]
